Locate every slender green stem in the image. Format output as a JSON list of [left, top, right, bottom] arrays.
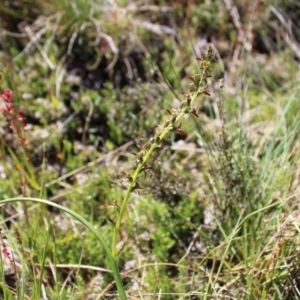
[[111, 54, 212, 257], [0, 197, 128, 300]]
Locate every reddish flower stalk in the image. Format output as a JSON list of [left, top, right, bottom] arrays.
[[0, 89, 28, 148], [0, 228, 19, 276], [0, 70, 29, 197]]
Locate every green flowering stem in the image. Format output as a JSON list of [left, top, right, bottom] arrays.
[[112, 47, 215, 258]]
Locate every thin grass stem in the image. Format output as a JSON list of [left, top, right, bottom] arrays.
[[0, 197, 128, 300]]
